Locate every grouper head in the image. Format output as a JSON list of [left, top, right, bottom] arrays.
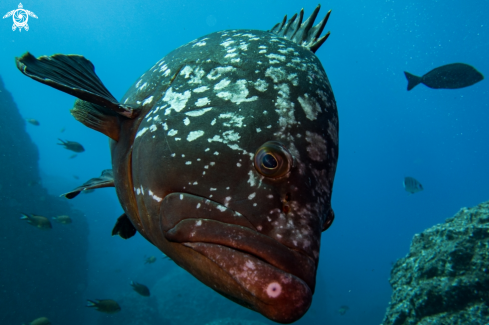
[[15, 5, 337, 324]]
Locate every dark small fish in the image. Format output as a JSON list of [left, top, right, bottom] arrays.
[[69, 154, 78, 159], [86, 299, 121, 313], [52, 215, 72, 224], [130, 281, 150, 297], [26, 118, 40, 126], [405, 63, 484, 91], [20, 213, 52, 230], [60, 127, 65, 133], [144, 256, 157, 264], [73, 175, 79, 180], [338, 305, 349, 315], [23, 317, 51, 325], [58, 139, 85, 152], [403, 177, 423, 194]]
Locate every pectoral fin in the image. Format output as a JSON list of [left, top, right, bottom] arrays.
[[112, 213, 137, 239], [61, 169, 114, 199]]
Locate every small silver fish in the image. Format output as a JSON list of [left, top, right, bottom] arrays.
[[403, 177, 423, 194]]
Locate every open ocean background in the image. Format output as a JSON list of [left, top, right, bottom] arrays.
[[1, 0, 488, 324]]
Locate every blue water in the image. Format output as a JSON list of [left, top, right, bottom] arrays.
[[1, 0, 488, 324]]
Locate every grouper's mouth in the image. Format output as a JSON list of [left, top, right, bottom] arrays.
[[158, 192, 316, 323]]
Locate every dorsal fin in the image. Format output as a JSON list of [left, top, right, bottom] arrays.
[[15, 52, 139, 118], [269, 5, 331, 53]]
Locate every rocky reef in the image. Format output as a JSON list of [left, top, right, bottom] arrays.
[[0, 75, 89, 324], [382, 201, 489, 325]]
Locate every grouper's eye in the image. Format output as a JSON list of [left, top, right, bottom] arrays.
[[254, 141, 293, 178]]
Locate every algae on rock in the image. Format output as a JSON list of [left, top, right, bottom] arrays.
[[382, 201, 489, 325]]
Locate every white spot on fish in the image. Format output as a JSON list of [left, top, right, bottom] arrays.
[[150, 124, 157, 132], [196, 220, 203, 226], [215, 78, 231, 90], [254, 79, 268, 92], [237, 162, 241, 167], [195, 97, 211, 107], [247, 171, 257, 187], [248, 193, 256, 200], [180, 194, 183, 200], [214, 151, 219, 155], [256, 128, 261, 133], [207, 66, 236, 80], [265, 67, 287, 83], [163, 88, 192, 115], [180, 66, 193, 78], [210, 188, 217, 191], [185, 161, 192, 165], [215, 80, 258, 104], [186, 107, 213, 117], [136, 127, 148, 138], [306, 131, 327, 161], [187, 130, 205, 142], [197, 203, 201, 208], [266, 53, 286, 62], [184, 117, 190, 125], [193, 86, 209, 93], [167, 129, 178, 136], [217, 205, 227, 212], [220, 40, 235, 47], [193, 40, 206, 47], [298, 94, 322, 121], [142, 96, 154, 106]]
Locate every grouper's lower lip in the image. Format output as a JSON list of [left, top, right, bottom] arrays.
[[183, 241, 312, 323]]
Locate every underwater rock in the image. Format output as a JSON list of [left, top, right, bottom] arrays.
[[382, 201, 489, 325], [0, 75, 89, 324]]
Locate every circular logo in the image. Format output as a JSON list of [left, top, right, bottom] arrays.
[[13, 9, 28, 28]]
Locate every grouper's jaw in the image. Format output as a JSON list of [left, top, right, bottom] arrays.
[[159, 192, 316, 323]]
